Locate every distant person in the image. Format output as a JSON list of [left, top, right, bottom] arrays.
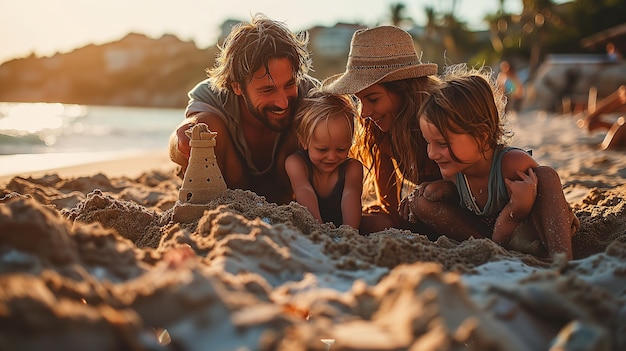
[[606, 42, 622, 62], [169, 14, 319, 205], [321, 26, 442, 235], [399, 65, 579, 260], [286, 91, 363, 229], [496, 60, 524, 112]]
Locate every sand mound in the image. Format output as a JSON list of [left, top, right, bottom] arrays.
[[1, 166, 625, 350]]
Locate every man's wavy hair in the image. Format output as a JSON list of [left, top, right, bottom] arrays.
[[207, 13, 313, 93]]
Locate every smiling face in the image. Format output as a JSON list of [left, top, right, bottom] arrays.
[[355, 83, 401, 132], [306, 116, 353, 173], [419, 117, 486, 178], [232, 57, 299, 132]]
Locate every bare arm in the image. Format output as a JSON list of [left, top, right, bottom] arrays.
[[492, 150, 539, 245], [399, 179, 457, 221], [530, 166, 576, 260], [341, 159, 364, 230], [285, 153, 323, 223], [169, 111, 248, 189], [374, 154, 402, 219], [168, 117, 196, 172], [492, 168, 538, 245], [399, 182, 488, 241]]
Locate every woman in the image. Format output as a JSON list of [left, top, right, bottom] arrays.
[[321, 26, 442, 235]]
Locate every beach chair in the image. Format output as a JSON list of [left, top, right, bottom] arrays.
[[562, 86, 596, 116], [576, 85, 626, 150]]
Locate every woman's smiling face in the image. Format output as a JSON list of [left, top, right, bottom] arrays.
[[355, 84, 401, 132]]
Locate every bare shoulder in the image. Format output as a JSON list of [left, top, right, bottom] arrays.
[[345, 158, 364, 177], [285, 152, 311, 187], [346, 158, 364, 169], [501, 148, 539, 180], [285, 151, 306, 170], [286, 151, 304, 163]]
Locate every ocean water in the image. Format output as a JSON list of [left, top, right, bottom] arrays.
[[0, 102, 183, 176]]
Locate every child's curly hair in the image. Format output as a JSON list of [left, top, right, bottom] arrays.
[[418, 64, 512, 163]]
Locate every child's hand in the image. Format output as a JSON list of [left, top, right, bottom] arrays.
[[422, 180, 457, 202], [504, 168, 538, 220], [399, 185, 420, 222], [399, 180, 456, 222]]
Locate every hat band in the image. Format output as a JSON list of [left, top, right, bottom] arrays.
[[349, 60, 421, 71], [348, 51, 419, 67]]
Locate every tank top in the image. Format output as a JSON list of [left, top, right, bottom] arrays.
[[455, 146, 528, 217], [296, 150, 348, 226]]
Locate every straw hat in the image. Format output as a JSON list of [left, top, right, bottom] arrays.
[[321, 26, 438, 94]]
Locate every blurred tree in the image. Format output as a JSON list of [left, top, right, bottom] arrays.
[[513, 0, 626, 74], [519, 0, 563, 77], [415, 0, 483, 66], [569, 0, 626, 39], [485, 0, 524, 55], [417, 5, 443, 65], [424, 5, 437, 38], [388, 2, 413, 28], [560, 0, 626, 57]]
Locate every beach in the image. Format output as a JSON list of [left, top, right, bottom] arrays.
[[1, 110, 625, 351]]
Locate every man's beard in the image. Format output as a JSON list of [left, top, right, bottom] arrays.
[[242, 92, 297, 132]]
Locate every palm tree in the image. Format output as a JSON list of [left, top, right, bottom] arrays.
[[417, 0, 477, 65], [388, 2, 412, 28], [520, 0, 560, 77], [485, 0, 519, 55], [424, 5, 437, 38]]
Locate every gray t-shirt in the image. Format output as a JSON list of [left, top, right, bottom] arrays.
[[185, 75, 319, 175]]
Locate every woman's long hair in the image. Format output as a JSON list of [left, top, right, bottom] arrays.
[[352, 75, 442, 189]]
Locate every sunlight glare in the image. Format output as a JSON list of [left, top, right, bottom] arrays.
[[0, 103, 64, 134]]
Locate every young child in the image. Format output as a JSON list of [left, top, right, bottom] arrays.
[[399, 65, 580, 259], [286, 91, 363, 229]]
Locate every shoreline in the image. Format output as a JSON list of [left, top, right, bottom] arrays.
[[0, 149, 175, 187]]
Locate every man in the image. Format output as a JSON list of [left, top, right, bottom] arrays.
[[169, 14, 319, 204]]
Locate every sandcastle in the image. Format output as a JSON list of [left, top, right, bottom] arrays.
[[172, 123, 227, 222]]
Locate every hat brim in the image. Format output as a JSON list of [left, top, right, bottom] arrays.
[[321, 63, 438, 94]]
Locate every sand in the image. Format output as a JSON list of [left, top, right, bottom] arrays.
[[1, 111, 625, 351]]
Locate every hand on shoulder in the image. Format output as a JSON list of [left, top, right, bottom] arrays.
[[501, 148, 538, 180]]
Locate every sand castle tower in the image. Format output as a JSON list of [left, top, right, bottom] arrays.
[[178, 123, 227, 203]]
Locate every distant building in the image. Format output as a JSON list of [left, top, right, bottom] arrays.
[[308, 23, 364, 57]]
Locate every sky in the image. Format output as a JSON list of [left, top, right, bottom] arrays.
[[0, 0, 538, 65]]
